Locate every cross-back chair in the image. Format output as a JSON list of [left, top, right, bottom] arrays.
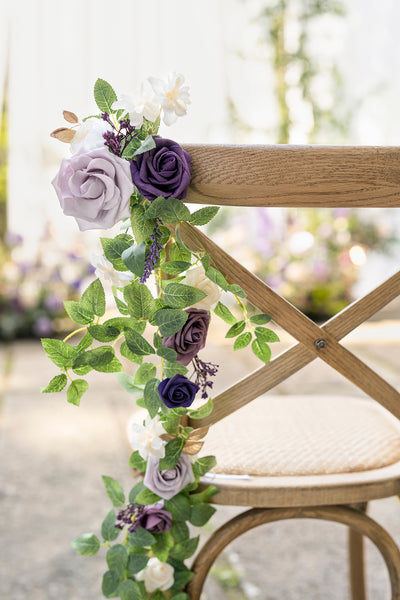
[[178, 144, 400, 599]]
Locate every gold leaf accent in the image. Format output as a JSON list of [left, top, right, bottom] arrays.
[[50, 127, 76, 143], [160, 434, 175, 442], [183, 440, 204, 455], [63, 110, 79, 124], [188, 426, 209, 441]]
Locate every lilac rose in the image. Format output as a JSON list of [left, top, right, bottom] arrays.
[[144, 454, 195, 500], [158, 374, 199, 409], [52, 148, 134, 231], [136, 503, 173, 534], [130, 137, 191, 201], [162, 308, 210, 366]]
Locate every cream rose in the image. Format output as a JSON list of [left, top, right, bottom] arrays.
[[183, 265, 221, 310], [129, 414, 166, 461], [135, 557, 174, 593]]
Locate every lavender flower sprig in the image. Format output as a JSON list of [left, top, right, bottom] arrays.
[[140, 222, 164, 284]]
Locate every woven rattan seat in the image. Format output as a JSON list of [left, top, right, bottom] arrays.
[[202, 395, 400, 478]]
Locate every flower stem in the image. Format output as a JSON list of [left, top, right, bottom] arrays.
[[63, 327, 87, 343]]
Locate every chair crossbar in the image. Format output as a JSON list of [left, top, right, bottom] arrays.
[[177, 223, 400, 427]]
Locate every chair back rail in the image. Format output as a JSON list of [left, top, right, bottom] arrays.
[[182, 144, 400, 207]]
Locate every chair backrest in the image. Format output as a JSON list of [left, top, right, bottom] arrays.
[[179, 144, 400, 429]]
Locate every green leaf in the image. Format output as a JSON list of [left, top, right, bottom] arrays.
[[250, 313, 272, 325], [214, 301, 237, 325], [254, 326, 280, 343], [125, 328, 154, 356], [72, 364, 92, 376], [77, 331, 94, 351], [132, 134, 156, 157], [205, 266, 228, 290], [143, 378, 162, 418], [160, 261, 192, 275], [144, 197, 191, 223], [154, 308, 189, 336], [164, 361, 188, 378], [127, 553, 149, 575], [102, 475, 125, 507], [156, 346, 178, 362], [114, 295, 129, 315], [163, 282, 206, 309], [118, 579, 144, 600], [171, 521, 190, 543], [188, 397, 213, 419], [170, 593, 190, 600], [121, 242, 146, 278], [71, 533, 100, 556], [171, 568, 194, 592], [158, 437, 185, 470], [161, 412, 181, 435], [192, 455, 217, 478], [189, 503, 216, 526], [164, 494, 191, 522], [106, 544, 128, 579], [67, 379, 88, 406], [41, 373, 67, 393], [189, 485, 219, 504], [121, 137, 141, 159], [150, 591, 166, 600], [41, 338, 77, 369], [188, 206, 220, 226], [130, 204, 157, 244], [251, 338, 272, 363], [169, 242, 191, 263], [225, 320, 246, 338], [105, 316, 146, 333], [88, 324, 120, 342], [94, 78, 117, 113], [128, 527, 156, 548], [128, 480, 146, 503], [169, 536, 200, 560], [233, 331, 252, 350], [128, 451, 147, 471], [101, 234, 133, 271], [124, 281, 156, 319], [102, 570, 120, 598], [79, 278, 105, 317], [73, 346, 115, 371], [63, 300, 94, 325], [101, 509, 120, 542], [116, 373, 145, 395], [227, 283, 246, 298], [134, 363, 157, 385], [120, 342, 144, 365], [151, 530, 174, 562]]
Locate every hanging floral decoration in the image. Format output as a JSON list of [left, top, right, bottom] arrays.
[[43, 74, 279, 599]]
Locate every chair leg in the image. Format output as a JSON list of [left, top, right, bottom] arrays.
[[187, 505, 400, 600], [349, 503, 368, 600]]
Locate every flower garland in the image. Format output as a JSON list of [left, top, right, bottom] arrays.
[[43, 73, 278, 600]]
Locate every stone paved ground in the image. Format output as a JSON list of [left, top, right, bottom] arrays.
[[1, 313, 400, 600]]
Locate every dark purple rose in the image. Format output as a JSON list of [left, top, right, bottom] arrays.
[[162, 308, 210, 366], [144, 455, 195, 500], [158, 375, 199, 409], [136, 503, 173, 534], [130, 137, 191, 201]]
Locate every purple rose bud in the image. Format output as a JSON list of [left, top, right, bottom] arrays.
[[130, 137, 191, 201], [136, 504, 173, 534], [52, 148, 134, 231], [144, 454, 195, 500], [158, 375, 199, 409], [162, 308, 210, 366]]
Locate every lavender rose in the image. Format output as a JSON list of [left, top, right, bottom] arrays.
[[136, 503, 173, 534], [52, 148, 134, 231], [162, 308, 210, 366], [130, 137, 191, 201], [158, 374, 199, 409], [144, 454, 195, 500]]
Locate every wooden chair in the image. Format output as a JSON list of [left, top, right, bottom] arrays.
[[177, 144, 400, 599]]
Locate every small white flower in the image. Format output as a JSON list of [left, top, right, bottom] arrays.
[[70, 118, 112, 154], [129, 414, 166, 461], [90, 254, 133, 288], [184, 265, 221, 310], [135, 557, 174, 593], [148, 72, 190, 126], [111, 83, 160, 128]]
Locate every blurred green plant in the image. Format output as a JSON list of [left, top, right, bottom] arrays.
[[0, 62, 8, 244]]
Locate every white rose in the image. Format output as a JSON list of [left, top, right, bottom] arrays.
[[148, 72, 190, 126], [135, 557, 174, 593], [184, 265, 221, 310], [90, 254, 133, 288], [129, 414, 166, 461], [70, 118, 112, 154], [111, 83, 160, 128]]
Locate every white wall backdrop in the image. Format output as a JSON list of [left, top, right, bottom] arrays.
[[2, 0, 400, 256]]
